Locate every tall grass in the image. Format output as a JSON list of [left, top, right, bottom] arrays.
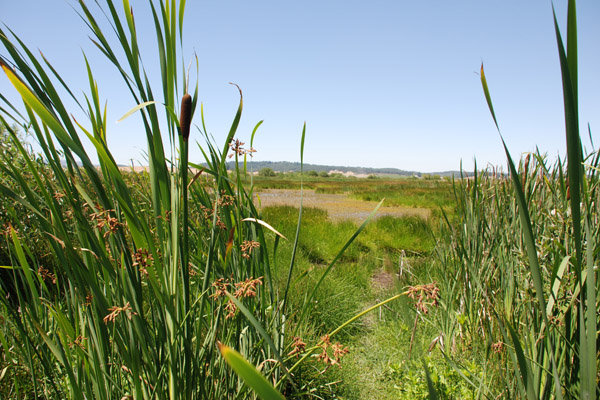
[[433, 2, 598, 398], [0, 1, 410, 398], [0, 0, 282, 394]]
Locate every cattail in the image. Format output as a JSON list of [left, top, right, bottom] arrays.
[[522, 154, 530, 189], [179, 93, 192, 141]]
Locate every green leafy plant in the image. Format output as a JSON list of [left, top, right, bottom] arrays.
[[432, 1, 598, 398], [0, 1, 412, 398]]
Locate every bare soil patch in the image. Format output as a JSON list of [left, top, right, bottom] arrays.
[[371, 269, 396, 292]]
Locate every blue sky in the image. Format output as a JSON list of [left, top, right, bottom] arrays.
[[1, 1, 598, 172]]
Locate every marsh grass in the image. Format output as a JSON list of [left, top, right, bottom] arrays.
[[1, 0, 592, 398], [430, 3, 599, 398], [251, 175, 455, 213], [257, 201, 457, 398], [0, 1, 420, 398]]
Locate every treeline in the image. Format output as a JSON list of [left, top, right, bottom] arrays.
[[214, 160, 463, 177]]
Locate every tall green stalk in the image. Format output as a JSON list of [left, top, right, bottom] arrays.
[[433, 3, 598, 398]]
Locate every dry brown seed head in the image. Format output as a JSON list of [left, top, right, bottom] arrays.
[[224, 299, 237, 319], [103, 302, 137, 324], [288, 336, 306, 357], [407, 282, 440, 315], [210, 278, 229, 299], [38, 266, 57, 284], [233, 276, 263, 298]]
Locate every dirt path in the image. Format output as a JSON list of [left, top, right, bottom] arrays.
[[255, 189, 429, 223]]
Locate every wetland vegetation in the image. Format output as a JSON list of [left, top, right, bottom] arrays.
[[0, 0, 597, 399]]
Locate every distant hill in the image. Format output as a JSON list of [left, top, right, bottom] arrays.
[[218, 160, 465, 177]]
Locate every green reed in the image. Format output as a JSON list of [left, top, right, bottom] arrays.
[[433, 2, 598, 398], [0, 1, 407, 398]]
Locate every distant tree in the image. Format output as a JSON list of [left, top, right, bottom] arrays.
[[258, 167, 277, 177], [307, 170, 318, 177], [367, 174, 379, 179], [319, 171, 329, 178]]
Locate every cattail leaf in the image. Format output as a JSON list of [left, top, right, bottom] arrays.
[[481, 63, 564, 400], [566, 0, 578, 105], [9, 226, 40, 302], [553, 4, 582, 271], [300, 122, 306, 165], [31, 320, 84, 400], [178, 0, 186, 39], [225, 293, 295, 388], [0, 61, 84, 158], [282, 123, 307, 314], [423, 359, 440, 400], [250, 120, 264, 150], [187, 168, 204, 189], [554, 4, 595, 398], [506, 320, 537, 400], [246, 120, 264, 178], [75, 120, 149, 249], [584, 219, 597, 400], [116, 101, 158, 123], [242, 218, 287, 240], [220, 83, 243, 164], [480, 64, 499, 131], [546, 256, 570, 316], [218, 342, 285, 400]]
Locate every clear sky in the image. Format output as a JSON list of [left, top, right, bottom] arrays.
[[1, 1, 598, 172]]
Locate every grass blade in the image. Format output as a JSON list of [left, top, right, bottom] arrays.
[[218, 342, 286, 400], [282, 123, 306, 314], [423, 358, 440, 400], [225, 293, 295, 388], [481, 64, 563, 399], [116, 101, 158, 122]]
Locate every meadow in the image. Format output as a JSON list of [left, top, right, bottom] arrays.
[[0, 0, 597, 399]]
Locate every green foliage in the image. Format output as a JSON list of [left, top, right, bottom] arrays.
[[0, 4, 412, 398], [219, 343, 285, 400], [385, 358, 476, 400], [0, 1, 402, 398], [431, 4, 599, 396], [258, 167, 277, 177]]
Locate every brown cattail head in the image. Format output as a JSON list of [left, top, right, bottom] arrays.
[[179, 93, 192, 141], [523, 153, 530, 173], [522, 154, 530, 189]]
